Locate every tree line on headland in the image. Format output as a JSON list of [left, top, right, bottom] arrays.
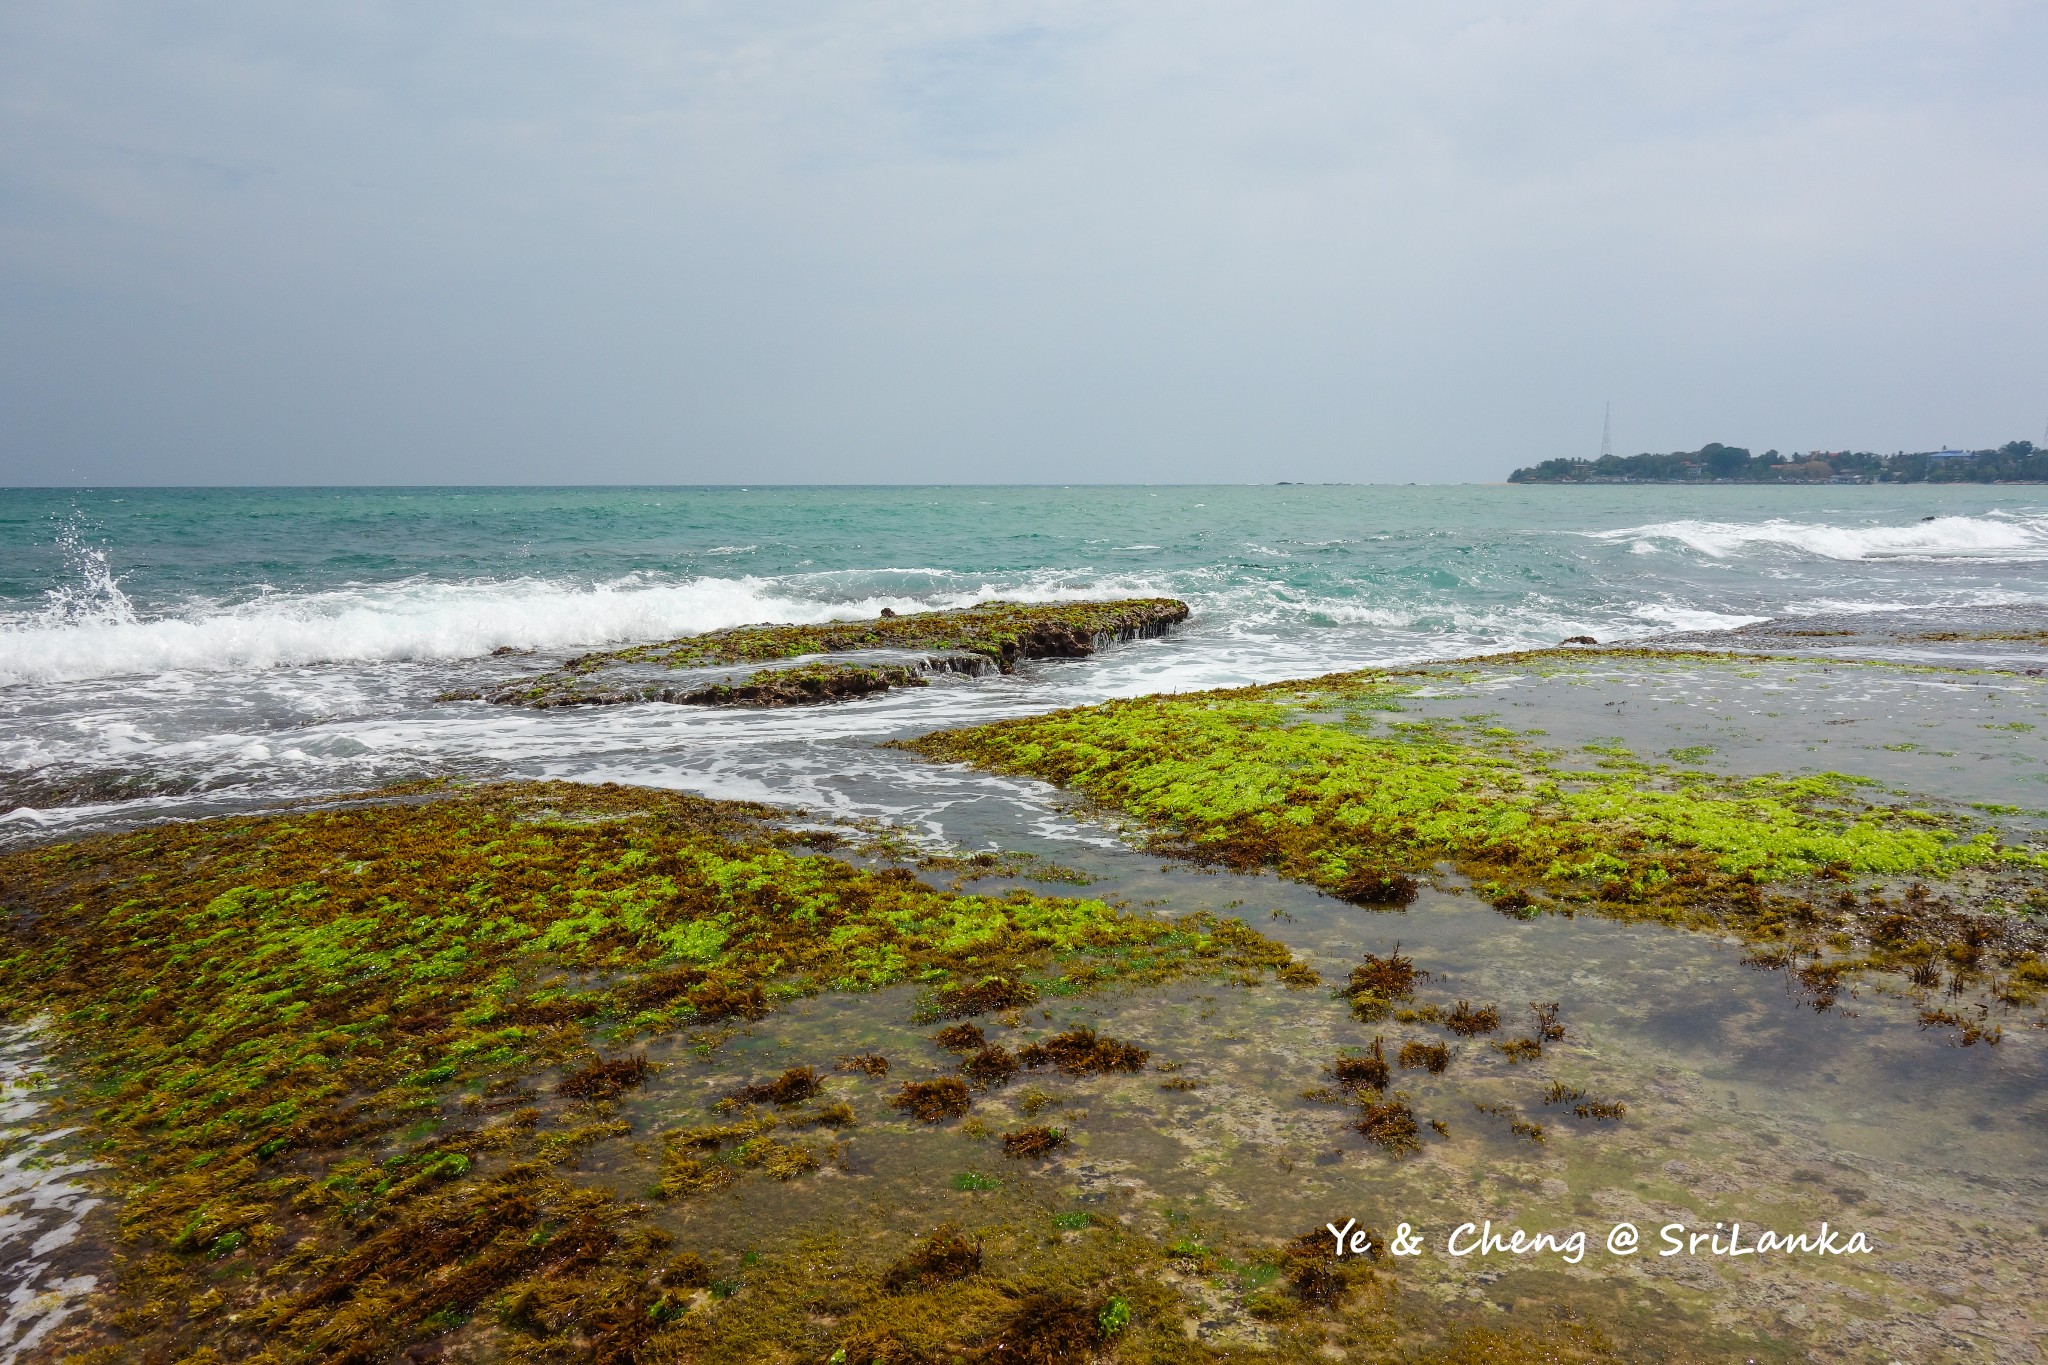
[[1509, 441, 2047, 484]]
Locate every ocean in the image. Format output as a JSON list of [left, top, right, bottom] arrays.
[[6, 482, 2048, 845]]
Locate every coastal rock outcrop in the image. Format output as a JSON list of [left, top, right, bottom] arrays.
[[444, 597, 1191, 709]]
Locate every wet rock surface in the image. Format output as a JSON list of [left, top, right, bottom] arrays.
[[1644, 602, 2048, 671], [447, 598, 1190, 708]]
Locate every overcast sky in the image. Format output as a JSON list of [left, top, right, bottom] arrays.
[[2, 1, 2043, 485]]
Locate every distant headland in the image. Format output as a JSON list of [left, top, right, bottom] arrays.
[[1509, 440, 2046, 484]]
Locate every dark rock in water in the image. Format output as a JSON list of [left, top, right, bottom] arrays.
[[0, 766, 206, 813], [1562, 635, 1598, 645], [452, 598, 1191, 709], [880, 606, 897, 617], [659, 661, 927, 708], [571, 596, 1189, 674]]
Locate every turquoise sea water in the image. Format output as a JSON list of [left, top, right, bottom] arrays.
[[4, 483, 2048, 840]]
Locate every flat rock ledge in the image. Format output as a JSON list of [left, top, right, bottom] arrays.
[[446, 598, 1190, 709]]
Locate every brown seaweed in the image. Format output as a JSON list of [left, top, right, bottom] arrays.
[[892, 1078, 972, 1122], [1328, 1038, 1390, 1093], [1353, 1097, 1423, 1153], [557, 1053, 653, 1101], [1444, 1001, 1502, 1036], [727, 1066, 824, 1107], [961, 1045, 1021, 1087], [881, 1224, 983, 1293], [999, 1125, 1068, 1159], [1015, 1028, 1148, 1075], [933, 1022, 988, 1052], [1397, 1039, 1449, 1073]]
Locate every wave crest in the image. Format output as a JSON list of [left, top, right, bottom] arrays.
[[0, 575, 1086, 687], [1587, 514, 2048, 562]]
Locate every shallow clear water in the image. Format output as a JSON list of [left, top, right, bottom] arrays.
[[593, 838, 2047, 1361]]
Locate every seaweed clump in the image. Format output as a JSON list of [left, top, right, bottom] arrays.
[[962, 1045, 1020, 1087], [557, 1052, 653, 1100], [921, 975, 1039, 1021], [933, 1022, 988, 1052], [882, 1224, 983, 1292], [1354, 1097, 1423, 1154], [836, 1052, 890, 1076], [1016, 1028, 1149, 1075], [1329, 864, 1419, 906], [1341, 947, 1424, 1021], [1397, 1040, 1450, 1073], [979, 1290, 1108, 1363], [1328, 1039, 1390, 1093], [893, 1078, 973, 1122], [1918, 1008, 2002, 1046], [1000, 1125, 1068, 1159], [1544, 1083, 1626, 1120], [727, 1066, 825, 1106], [1444, 1001, 1502, 1036], [1281, 1231, 1358, 1305]]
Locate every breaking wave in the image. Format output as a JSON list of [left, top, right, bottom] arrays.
[[1588, 513, 2048, 562], [0, 573, 1147, 687]]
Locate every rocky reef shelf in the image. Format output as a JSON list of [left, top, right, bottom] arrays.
[[7, 639, 2048, 1362], [444, 597, 1190, 709]]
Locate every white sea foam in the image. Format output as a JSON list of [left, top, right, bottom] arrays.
[[1627, 603, 1770, 633], [0, 573, 1174, 687], [1588, 514, 2048, 562], [0, 1019, 103, 1365]]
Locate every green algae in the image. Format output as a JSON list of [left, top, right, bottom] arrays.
[[458, 597, 1190, 709], [0, 779, 1308, 1363], [899, 659, 2048, 999]]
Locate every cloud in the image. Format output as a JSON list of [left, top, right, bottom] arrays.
[[1, 0, 2043, 484]]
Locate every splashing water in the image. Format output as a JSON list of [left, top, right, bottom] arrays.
[[32, 521, 139, 632]]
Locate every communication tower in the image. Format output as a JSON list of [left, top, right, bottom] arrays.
[[1600, 403, 1612, 460]]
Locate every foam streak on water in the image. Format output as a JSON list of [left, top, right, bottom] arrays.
[[3, 484, 2048, 840], [0, 1021, 102, 1365]]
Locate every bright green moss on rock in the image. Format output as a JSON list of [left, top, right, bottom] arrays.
[[900, 662, 2046, 976], [0, 779, 1299, 1362]]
